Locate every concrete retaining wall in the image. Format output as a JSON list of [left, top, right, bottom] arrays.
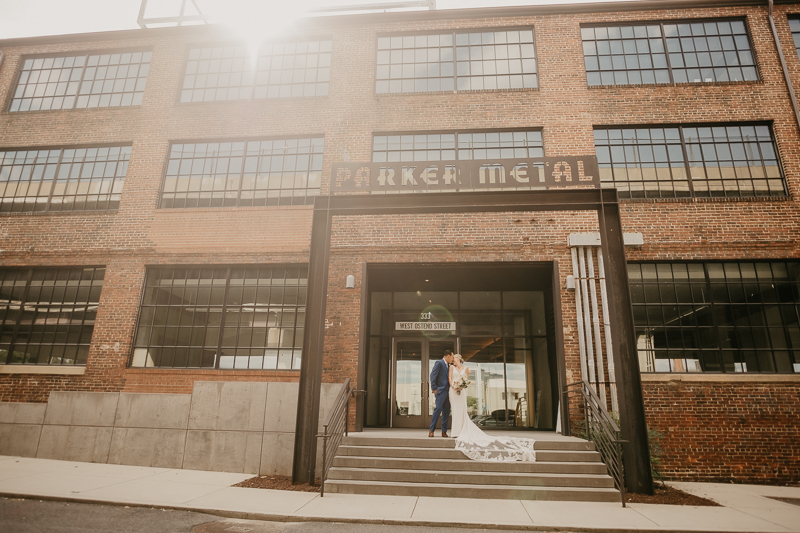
[[0, 381, 340, 477]]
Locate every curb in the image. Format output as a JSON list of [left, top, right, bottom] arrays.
[[0, 490, 776, 533]]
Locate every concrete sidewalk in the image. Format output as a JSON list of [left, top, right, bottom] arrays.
[[0, 455, 798, 532]]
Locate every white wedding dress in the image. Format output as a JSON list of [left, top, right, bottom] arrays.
[[448, 365, 536, 462]]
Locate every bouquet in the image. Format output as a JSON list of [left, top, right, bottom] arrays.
[[455, 376, 471, 395]]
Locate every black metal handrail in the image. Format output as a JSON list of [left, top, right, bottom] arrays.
[[563, 381, 627, 507], [317, 378, 351, 496]]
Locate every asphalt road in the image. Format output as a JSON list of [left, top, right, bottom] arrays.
[[0, 497, 560, 533]]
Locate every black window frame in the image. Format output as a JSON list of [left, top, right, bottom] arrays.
[[375, 27, 539, 94], [0, 266, 105, 366], [581, 17, 759, 87], [0, 144, 131, 213], [630, 261, 800, 374], [159, 135, 324, 209], [789, 15, 800, 61], [179, 39, 332, 104], [372, 128, 545, 163], [594, 122, 786, 199], [130, 265, 307, 370], [8, 49, 152, 113]]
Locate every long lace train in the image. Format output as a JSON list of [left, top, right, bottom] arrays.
[[449, 366, 535, 462]]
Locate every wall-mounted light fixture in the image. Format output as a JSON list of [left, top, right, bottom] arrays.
[[566, 275, 575, 290], [345, 275, 355, 289]]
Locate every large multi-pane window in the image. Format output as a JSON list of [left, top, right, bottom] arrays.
[[630, 262, 800, 373], [0, 145, 130, 212], [594, 124, 784, 198], [372, 130, 543, 162], [131, 266, 306, 370], [0, 267, 104, 366], [160, 137, 323, 208], [375, 29, 538, 94], [790, 17, 800, 60], [582, 19, 757, 86], [180, 41, 331, 103], [10, 51, 151, 112]]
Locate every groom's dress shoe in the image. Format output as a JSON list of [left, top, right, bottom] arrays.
[[441, 433, 449, 438], [428, 431, 434, 437]]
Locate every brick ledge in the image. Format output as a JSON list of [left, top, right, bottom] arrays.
[[641, 372, 800, 383], [0, 365, 86, 375]]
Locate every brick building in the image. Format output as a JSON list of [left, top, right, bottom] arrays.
[[0, 0, 798, 487]]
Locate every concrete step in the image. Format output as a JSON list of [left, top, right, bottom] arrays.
[[331, 455, 609, 475], [327, 466, 616, 488], [337, 445, 466, 460], [337, 444, 602, 463], [342, 436, 596, 452], [324, 479, 621, 502]]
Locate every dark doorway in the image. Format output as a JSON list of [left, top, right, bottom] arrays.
[[363, 262, 560, 431]]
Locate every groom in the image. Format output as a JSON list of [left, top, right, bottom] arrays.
[[429, 349, 454, 437]]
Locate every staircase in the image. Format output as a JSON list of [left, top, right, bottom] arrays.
[[324, 432, 621, 502]]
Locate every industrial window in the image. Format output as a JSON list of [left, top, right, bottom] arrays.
[[131, 266, 306, 370], [160, 137, 323, 208], [581, 19, 757, 86], [0, 267, 104, 366], [10, 51, 151, 112], [790, 17, 800, 60], [0, 145, 130, 212], [594, 124, 784, 198], [630, 262, 800, 373], [372, 130, 543, 162], [375, 29, 538, 94], [180, 41, 331, 102]]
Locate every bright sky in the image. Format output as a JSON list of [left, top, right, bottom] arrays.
[[0, 0, 640, 41]]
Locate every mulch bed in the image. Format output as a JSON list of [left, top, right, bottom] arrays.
[[626, 482, 720, 506], [233, 475, 320, 492]]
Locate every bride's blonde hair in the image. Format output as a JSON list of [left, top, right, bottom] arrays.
[[454, 353, 464, 363]]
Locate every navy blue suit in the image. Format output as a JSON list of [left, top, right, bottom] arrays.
[[429, 358, 450, 433]]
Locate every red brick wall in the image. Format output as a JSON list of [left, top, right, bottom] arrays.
[[643, 378, 800, 484], [0, 2, 799, 483]]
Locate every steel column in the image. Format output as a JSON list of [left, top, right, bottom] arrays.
[[292, 197, 332, 484], [597, 189, 654, 495]]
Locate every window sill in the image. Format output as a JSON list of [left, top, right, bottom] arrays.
[[619, 195, 790, 204], [587, 79, 762, 90], [1, 365, 86, 375], [0, 210, 119, 217], [125, 367, 299, 373], [641, 372, 800, 383]]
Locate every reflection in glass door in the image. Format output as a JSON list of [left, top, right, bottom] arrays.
[[392, 338, 456, 428], [392, 339, 424, 428]]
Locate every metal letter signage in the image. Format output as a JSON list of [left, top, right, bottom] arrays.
[[332, 157, 600, 192]]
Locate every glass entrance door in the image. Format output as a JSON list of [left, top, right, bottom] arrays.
[[391, 338, 456, 428]]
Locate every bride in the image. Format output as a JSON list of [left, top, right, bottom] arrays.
[[448, 353, 536, 462]]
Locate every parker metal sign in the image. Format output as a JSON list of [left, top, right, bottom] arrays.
[[332, 156, 600, 193]]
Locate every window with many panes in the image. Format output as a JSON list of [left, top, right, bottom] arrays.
[[131, 266, 306, 370], [1, 267, 104, 366], [790, 16, 800, 60], [594, 124, 784, 198], [160, 137, 323, 208], [0, 145, 130, 212], [180, 41, 331, 103], [630, 262, 800, 373], [581, 19, 757, 86], [372, 130, 543, 162], [375, 29, 538, 94], [10, 51, 151, 112]]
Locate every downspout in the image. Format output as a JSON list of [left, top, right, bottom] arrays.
[[769, 0, 800, 132]]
